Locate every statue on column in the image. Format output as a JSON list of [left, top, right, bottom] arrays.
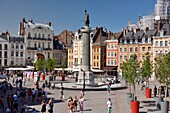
[[84, 10, 90, 27]]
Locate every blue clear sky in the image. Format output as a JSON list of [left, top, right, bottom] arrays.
[[0, 0, 155, 35]]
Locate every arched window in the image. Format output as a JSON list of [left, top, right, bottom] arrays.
[[28, 32, 31, 37], [34, 33, 37, 38]]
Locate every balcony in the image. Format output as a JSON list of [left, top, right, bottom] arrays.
[[37, 48, 44, 52], [27, 47, 37, 50], [44, 48, 52, 50]]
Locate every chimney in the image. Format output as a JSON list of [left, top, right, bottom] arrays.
[[48, 22, 51, 26], [157, 20, 161, 32], [5, 31, 9, 40], [22, 17, 25, 23]]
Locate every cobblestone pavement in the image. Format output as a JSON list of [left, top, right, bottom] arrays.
[[1, 76, 164, 113]]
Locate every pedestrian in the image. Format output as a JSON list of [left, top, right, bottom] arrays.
[[23, 77, 26, 86], [41, 100, 46, 113], [73, 96, 78, 112], [79, 96, 84, 111], [107, 98, 112, 113], [80, 90, 85, 98], [60, 83, 64, 99], [28, 88, 32, 101], [47, 98, 54, 113], [154, 85, 157, 97], [0, 96, 4, 112], [107, 83, 111, 95], [32, 88, 36, 102], [68, 96, 74, 113]]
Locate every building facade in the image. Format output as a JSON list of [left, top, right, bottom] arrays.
[[19, 18, 53, 65], [8, 35, 25, 66]]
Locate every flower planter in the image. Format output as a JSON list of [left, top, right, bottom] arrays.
[[161, 101, 169, 113], [62, 76, 65, 81], [41, 74, 45, 80], [131, 101, 140, 113], [155, 97, 163, 109], [146, 88, 152, 98]]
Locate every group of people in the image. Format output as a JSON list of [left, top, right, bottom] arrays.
[[40, 98, 54, 113], [67, 95, 84, 113]]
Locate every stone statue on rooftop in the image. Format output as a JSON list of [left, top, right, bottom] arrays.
[[84, 10, 90, 27]]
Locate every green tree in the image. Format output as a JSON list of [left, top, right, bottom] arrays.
[[140, 52, 153, 87], [155, 52, 170, 101], [45, 59, 57, 72], [36, 59, 45, 71], [121, 54, 140, 101]]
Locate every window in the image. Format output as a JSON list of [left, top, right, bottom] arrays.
[[34, 33, 37, 38], [97, 62, 99, 66], [111, 52, 113, 57], [142, 56, 145, 60], [113, 52, 116, 57], [11, 52, 14, 57], [120, 55, 122, 61], [108, 52, 110, 57], [0, 44, 2, 50], [4, 51, 7, 58], [0, 52, 1, 58], [4, 44, 7, 50], [11, 44, 14, 49], [48, 43, 50, 48], [16, 52, 18, 57], [107, 44, 110, 49], [120, 48, 122, 52], [34, 43, 37, 48], [16, 44, 19, 49], [148, 47, 151, 51], [38, 33, 41, 38], [48, 34, 50, 38], [108, 60, 110, 65], [165, 41, 168, 46], [114, 44, 117, 49], [160, 41, 163, 46], [111, 44, 114, 49], [20, 44, 23, 49], [38, 42, 41, 48], [48, 53, 50, 58], [97, 55, 99, 59], [142, 47, 145, 51], [135, 47, 138, 52], [42, 34, 44, 38], [28, 32, 31, 37], [124, 48, 127, 52], [114, 60, 116, 65], [20, 52, 23, 57], [156, 41, 158, 47], [4, 59, 7, 66], [124, 56, 127, 61], [111, 60, 113, 65], [130, 47, 133, 52], [28, 41, 30, 47], [94, 55, 96, 59]]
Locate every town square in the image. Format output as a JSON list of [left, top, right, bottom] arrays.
[[0, 0, 170, 113]]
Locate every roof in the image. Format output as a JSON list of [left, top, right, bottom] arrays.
[[146, 29, 157, 37], [133, 30, 144, 39], [24, 21, 53, 31]]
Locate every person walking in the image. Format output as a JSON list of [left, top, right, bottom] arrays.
[[73, 96, 78, 112], [41, 100, 46, 113], [47, 98, 54, 113], [107, 83, 111, 95], [60, 83, 64, 99], [68, 96, 74, 113], [79, 96, 84, 111], [154, 85, 157, 97], [107, 98, 112, 113]]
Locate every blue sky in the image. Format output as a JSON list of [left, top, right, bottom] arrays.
[[0, 0, 155, 35]]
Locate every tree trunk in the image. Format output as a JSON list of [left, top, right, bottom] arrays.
[[133, 83, 136, 101], [129, 83, 131, 94], [165, 84, 168, 101]]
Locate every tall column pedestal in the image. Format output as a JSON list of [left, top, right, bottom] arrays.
[[77, 71, 94, 86]]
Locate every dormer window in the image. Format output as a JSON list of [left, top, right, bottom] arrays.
[[148, 37, 151, 43], [34, 33, 37, 38], [142, 37, 145, 43], [160, 30, 164, 37], [28, 33, 31, 38], [124, 40, 127, 44], [38, 34, 41, 38], [135, 39, 138, 43], [42, 34, 44, 38]]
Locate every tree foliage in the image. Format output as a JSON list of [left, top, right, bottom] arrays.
[[155, 52, 170, 100], [121, 54, 140, 100], [140, 52, 153, 87], [36, 59, 45, 71], [45, 59, 57, 71]]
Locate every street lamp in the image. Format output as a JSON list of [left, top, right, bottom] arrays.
[[81, 68, 85, 92]]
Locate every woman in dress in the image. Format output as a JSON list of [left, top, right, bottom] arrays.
[[41, 100, 46, 113]]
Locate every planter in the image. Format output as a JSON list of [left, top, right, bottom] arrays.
[[131, 101, 140, 113], [155, 97, 163, 109], [127, 93, 133, 105], [62, 76, 65, 81], [146, 88, 152, 98], [161, 101, 169, 113], [41, 74, 45, 80]]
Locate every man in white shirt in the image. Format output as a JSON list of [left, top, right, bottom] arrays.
[[107, 98, 112, 113]]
